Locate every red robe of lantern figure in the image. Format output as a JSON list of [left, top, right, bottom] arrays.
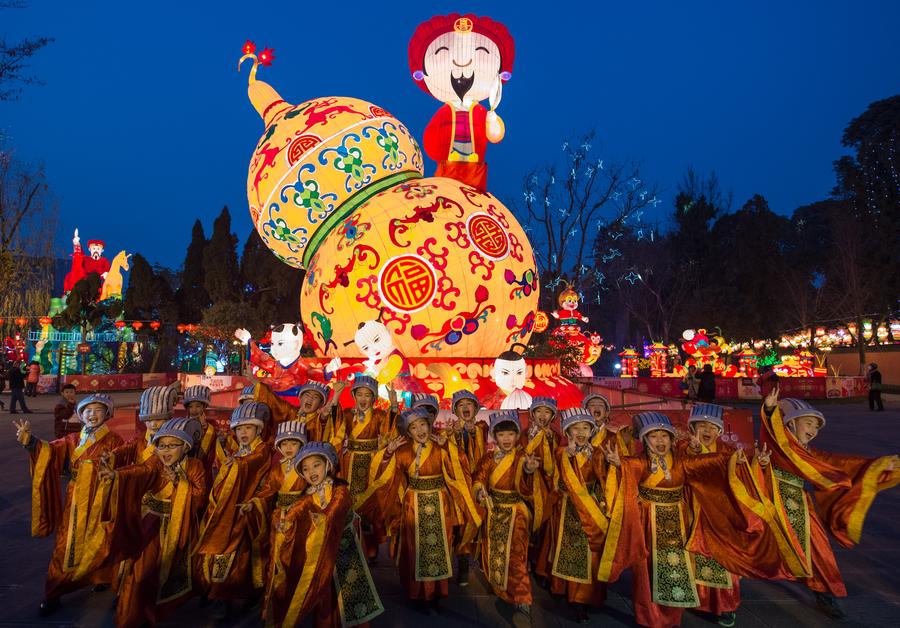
[[63, 229, 111, 292], [409, 14, 515, 191]]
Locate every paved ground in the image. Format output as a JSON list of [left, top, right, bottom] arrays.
[[0, 391, 897, 627]]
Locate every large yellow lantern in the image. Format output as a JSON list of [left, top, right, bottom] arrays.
[[240, 47, 538, 359]]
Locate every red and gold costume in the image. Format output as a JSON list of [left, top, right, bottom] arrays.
[[520, 421, 558, 576], [254, 381, 329, 437], [759, 405, 900, 597], [26, 427, 124, 599], [423, 103, 491, 190], [328, 405, 394, 558], [359, 438, 481, 600], [677, 440, 741, 616], [450, 420, 489, 559], [103, 456, 208, 627], [472, 449, 548, 604], [545, 445, 611, 607], [195, 436, 271, 599], [267, 479, 383, 628]]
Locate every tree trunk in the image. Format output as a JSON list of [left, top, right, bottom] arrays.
[[855, 314, 866, 375]]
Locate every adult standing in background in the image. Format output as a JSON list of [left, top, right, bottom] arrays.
[[697, 363, 717, 402], [25, 361, 41, 397], [7, 362, 32, 414], [867, 362, 884, 411]]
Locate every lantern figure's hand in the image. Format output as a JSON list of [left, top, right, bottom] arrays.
[[234, 328, 252, 344]]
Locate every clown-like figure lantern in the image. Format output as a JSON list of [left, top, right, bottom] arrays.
[[410, 14, 514, 191], [350, 318, 421, 394]]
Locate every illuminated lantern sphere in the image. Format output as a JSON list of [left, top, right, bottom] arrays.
[[114, 320, 126, 329], [301, 179, 538, 358], [39, 316, 52, 326], [150, 321, 161, 331], [15, 317, 28, 327], [533, 311, 549, 333], [176, 324, 186, 333], [132, 321, 144, 331], [243, 74, 422, 269], [0, 318, 4, 325]]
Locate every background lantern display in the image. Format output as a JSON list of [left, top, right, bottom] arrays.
[[736, 347, 758, 377], [240, 55, 538, 361], [648, 341, 668, 377], [618, 347, 639, 377]]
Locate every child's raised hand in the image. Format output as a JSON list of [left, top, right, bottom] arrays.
[[764, 384, 779, 410], [755, 442, 772, 467], [524, 454, 540, 473], [386, 436, 406, 454], [689, 433, 702, 453], [12, 419, 31, 444], [387, 384, 398, 407], [602, 443, 621, 467], [430, 432, 447, 447], [566, 441, 577, 457]]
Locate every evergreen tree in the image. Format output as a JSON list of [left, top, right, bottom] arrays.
[[176, 219, 209, 322], [203, 206, 240, 304], [240, 229, 303, 327]]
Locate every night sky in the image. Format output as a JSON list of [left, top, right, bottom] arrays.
[[4, 1, 899, 269]]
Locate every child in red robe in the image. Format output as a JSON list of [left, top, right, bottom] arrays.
[[759, 388, 899, 619], [13, 394, 124, 615], [195, 402, 272, 617], [266, 441, 383, 627], [473, 410, 545, 623], [98, 417, 208, 627]]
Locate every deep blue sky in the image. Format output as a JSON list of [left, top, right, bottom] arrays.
[[4, 1, 899, 269]]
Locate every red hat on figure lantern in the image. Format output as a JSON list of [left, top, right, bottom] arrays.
[[408, 14, 515, 96], [86, 239, 106, 249]]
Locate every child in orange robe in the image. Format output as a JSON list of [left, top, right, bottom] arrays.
[[195, 402, 272, 616], [473, 410, 545, 622], [522, 396, 559, 583], [182, 384, 227, 479], [359, 407, 481, 612], [13, 394, 124, 616], [112, 384, 179, 466], [328, 375, 396, 560], [266, 441, 383, 627], [546, 408, 610, 624], [98, 417, 209, 627], [255, 380, 332, 440], [680, 404, 741, 628], [448, 389, 487, 586], [759, 389, 899, 620], [245, 419, 308, 615]]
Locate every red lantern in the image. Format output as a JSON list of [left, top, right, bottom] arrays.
[[533, 310, 550, 333], [177, 324, 186, 333], [150, 321, 161, 331], [132, 321, 144, 331], [186, 324, 197, 333], [39, 316, 52, 326], [0, 318, 4, 325], [114, 320, 126, 329]]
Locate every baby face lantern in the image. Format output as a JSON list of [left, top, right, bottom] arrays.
[[270, 323, 304, 367], [354, 320, 397, 368], [490, 346, 528, 394]]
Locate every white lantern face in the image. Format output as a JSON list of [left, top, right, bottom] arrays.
[[354, 320, 397, 361], [270, 324, 303, 365], [491, 356, 527, 392], [422, 32, 501, 106]]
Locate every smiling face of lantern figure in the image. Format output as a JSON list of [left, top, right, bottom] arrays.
[[645, 430, 673, 457], [301, 455, 329, 486], [354, 321, 396, 364], [532, 406, 554, 429], [407, 417, 432, 444], [787, 416, 821, 447], [494, 428, 518, 453], [691, 421, 721, 448], [566, 422, 592, 447], [298, 390, 324, 414], [353, 388, 376, 413], [89, 243, 104, 260], [155, 436, 188, 467], [491, 356, 527, 393], [422, 31, 501, 106], [81, 402, 108, 428], [561, 295, 578, 312], [455, 399, 478, 424], [235, 424, 259, 446]]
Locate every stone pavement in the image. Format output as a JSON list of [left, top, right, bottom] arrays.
[[0, 390, 897, 627]]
